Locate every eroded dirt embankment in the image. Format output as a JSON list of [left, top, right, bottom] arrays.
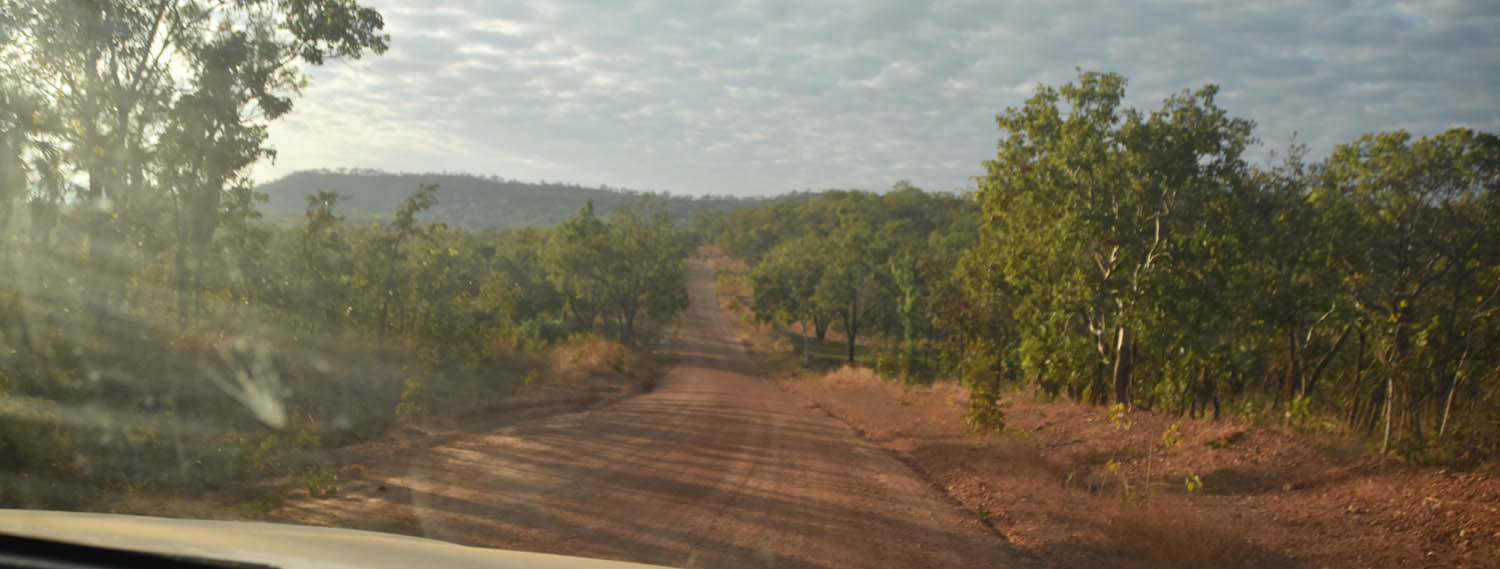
[[785, 367, 1500, 569]]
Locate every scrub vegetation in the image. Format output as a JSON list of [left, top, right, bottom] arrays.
[[0, 0, 689, 509], [702, 71, 1500, 467]]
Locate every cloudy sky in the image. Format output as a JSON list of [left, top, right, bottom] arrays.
[[252, 0, 1500, 197]]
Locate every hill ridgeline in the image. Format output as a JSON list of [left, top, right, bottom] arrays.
[[257, 169, 766, 229]]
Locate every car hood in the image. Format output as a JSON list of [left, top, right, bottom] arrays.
[[0, 509, 667, 569]]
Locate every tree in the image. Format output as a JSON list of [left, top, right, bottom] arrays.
[[700, 72, 1500, 462], [749, 236, 827, 364], [371, 184, 438, 346], [972, 70, 1253, 406], [543, 197, 690, 342], [297, 191, 350, 328], [1321, 128, 1500, 451], [543, 201, 609, 332], [815, 209, 888, 363], [601, 197, 689, 341], [159, 30, 275, 321], [2, 0, 387, 323]]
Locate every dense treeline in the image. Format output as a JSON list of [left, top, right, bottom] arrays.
[[0, 0, 690, 506], [703, 71, 1500, 464], [258, 169, 774, 230], [697, 184, 978, 378], [284, 189, 690, 356]]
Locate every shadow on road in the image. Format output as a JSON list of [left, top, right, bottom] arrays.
[[276, 261, 1022, 569]]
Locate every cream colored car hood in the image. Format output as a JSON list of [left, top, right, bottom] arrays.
[[0, 510, 666, 569]]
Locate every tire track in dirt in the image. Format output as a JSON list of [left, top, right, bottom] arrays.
[[274, 261, 1027, 569], [804, 400, 1015, 542]]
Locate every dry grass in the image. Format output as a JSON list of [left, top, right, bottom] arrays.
[[817, 364, 878, 384], [549, 335, 654, 380]]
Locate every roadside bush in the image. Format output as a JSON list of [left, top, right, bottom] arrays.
[[241, 423, 321, 478], [555, 334, 653, 379], [0, 395, 76, 475], [875, 341, 935, 388], [511, 318, 567, 352], [300, 465, 338, 498], [395, 377, 427, 424], [964, 381, 1006, 433]]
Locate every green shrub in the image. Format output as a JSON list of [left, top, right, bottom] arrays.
[[963, 382, 1006, 433], [0, 395, 76, 475], [514, 318, 566, 351], [519, 370, 543, 394], [300, 465, 338, 498], [1161, 424, 1183, 450], [1283, 394, 1313, 428], [243, 424, 320, 478], [604, 345, 628, 374], [1109, 403, 1133, 431], [875, 350, 902, 381], [395, 377, 426, 424]]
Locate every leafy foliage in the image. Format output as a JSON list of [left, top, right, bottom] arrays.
[[0, 0, 694, 506], [708, 70, 1500, 465]]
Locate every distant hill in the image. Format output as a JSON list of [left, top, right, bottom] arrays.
[[256, 169, 769, 229]]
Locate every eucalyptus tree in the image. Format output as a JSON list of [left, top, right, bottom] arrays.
[[1321, 128, 1500, 451], [814, 209, 891, 364], [749, 235, 828, 364], [543, 201, 610, 332], [601, 197, 690, 341], [541, 197, 689, 342], [297, 191, 350, 329], [1, 0, 387, 321], [971, 70, 1254, 405], [370, 184, 438, 346]]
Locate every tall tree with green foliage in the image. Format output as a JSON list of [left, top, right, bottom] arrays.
[[601, 197, 690, 341], [543, 198, 690, 342], [815, 209, 889, 363], [1320, 128, 1500, 452], [749, 236, 828, 364], [371, 184, 437, 346], [970, 70, 1253, 405], [544, 201, 609, 332], [1, 0, 387, 323]]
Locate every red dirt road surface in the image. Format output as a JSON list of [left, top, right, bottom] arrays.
[[276, 261, 1026, 569]]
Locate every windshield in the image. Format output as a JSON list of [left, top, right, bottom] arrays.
[[1, 2, 1497, 569]]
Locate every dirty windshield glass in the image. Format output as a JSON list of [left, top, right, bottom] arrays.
[[1, 1, 1498, 568]]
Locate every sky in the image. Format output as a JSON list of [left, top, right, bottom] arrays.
[[252, 0, 1500, 197]]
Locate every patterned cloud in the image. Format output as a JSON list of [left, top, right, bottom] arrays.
[[255, 0, 1500, 196]]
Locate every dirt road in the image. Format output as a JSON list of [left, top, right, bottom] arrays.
[[277, 261, 1024, 568]]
